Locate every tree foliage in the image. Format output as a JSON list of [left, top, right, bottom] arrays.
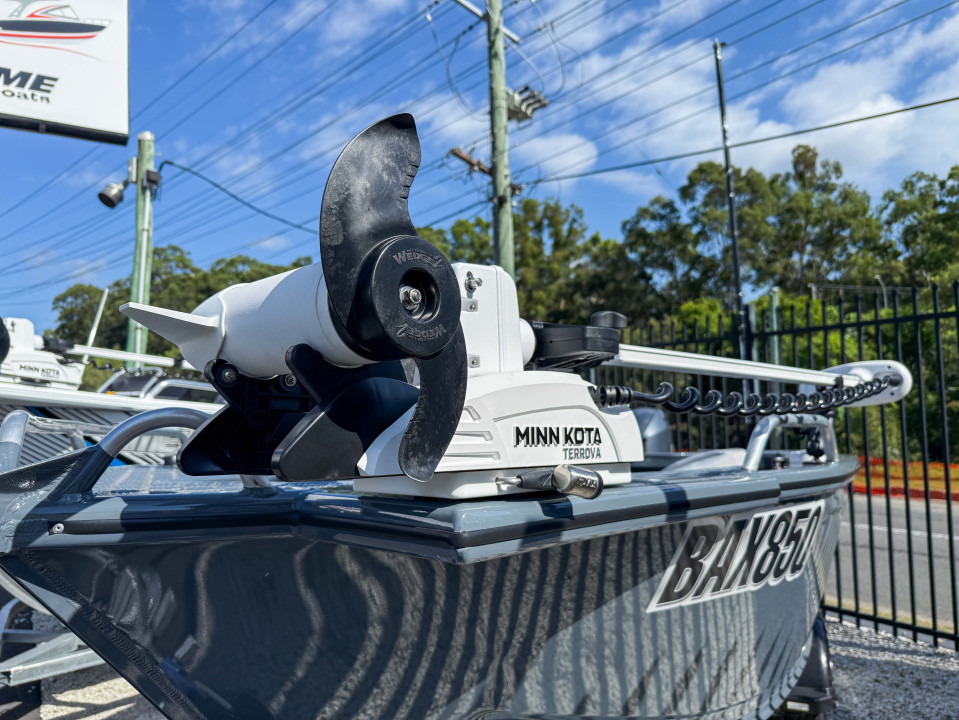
[[51, 246, 310, 358]]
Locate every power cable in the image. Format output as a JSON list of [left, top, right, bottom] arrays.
[[158, 162, 314, 233], [0, 0, 288, 225], [432, 0, 805, 166], [134, 0, 287, 120], [530, 93, 959, 183], [510, 0, 953, 180], [0, 0, 455, 265], [155, 1, 338, 138]]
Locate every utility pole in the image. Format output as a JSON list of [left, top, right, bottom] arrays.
[[451, 0, 524, 278], [712, 40, 748, 363], [485, 0, 513, 277], [127, 131, 155, 359]]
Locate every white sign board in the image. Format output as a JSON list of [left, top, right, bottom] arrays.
[[0, 1, 128, 144]]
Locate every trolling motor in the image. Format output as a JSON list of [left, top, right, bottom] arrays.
[[123, 114, 645, 498], [122, 113, 912, 500]]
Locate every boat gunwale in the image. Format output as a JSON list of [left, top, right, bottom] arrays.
[[8, 456, 858, 563]]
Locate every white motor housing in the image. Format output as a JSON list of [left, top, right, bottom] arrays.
[[0, 318, 83, 390], [356, 262, 643, 498]]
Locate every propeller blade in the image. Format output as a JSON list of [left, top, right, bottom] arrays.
[[320, 113, 420, 338], [399, 327, 468, 481]]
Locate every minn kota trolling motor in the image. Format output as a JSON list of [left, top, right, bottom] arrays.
[[123, 114, 640, 499], [122, 113, 910, 501]]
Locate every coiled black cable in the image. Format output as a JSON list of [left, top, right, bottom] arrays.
[[590, 375, 900, 416]]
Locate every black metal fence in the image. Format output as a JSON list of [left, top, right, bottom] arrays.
[[599, 283, 959, 649]]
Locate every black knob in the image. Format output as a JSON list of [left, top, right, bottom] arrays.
[[590, 311, 627, 329]]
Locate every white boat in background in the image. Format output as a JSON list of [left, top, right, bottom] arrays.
[[0, 316, 219, 465]]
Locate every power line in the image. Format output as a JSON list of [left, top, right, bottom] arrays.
[[134, 0, 286, 119], [445, 0, 827, 173], [2, 0, 443, 257], [0, 0, 287, 225], [532, 93, 959, 183], [0, 181, 490, 301], [0, 0, 829, 271], [0, 0, 455, 268], [159, 162, 315, 233], [62, 0, 812, 262], [511, 0, 954, 181], [63, 0, 597, 243], [154, 1, 339, 137]]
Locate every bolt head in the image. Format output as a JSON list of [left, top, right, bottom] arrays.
[[51, 522, 64, 535], [400, 285, 423, 311], [284, 374, 298, 387]]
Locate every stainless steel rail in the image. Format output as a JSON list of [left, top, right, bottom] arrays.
[[743, 413, 839, 472]]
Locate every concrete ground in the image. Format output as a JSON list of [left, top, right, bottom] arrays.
[[828, 620, 959, 720], [39, 665, 163, 720]]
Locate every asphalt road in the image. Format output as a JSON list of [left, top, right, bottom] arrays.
[[824, 492, 959, 646]]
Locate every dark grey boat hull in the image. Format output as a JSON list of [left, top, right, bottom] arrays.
[[0, 456, 853, 720]]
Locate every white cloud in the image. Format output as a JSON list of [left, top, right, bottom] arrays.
[[252, 234, 290, 251], [61, 165, 113, 190], [319, 0, 412, 56], [18, 247, 57, 270]]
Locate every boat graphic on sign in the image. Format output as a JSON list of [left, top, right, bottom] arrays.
[[0, 2, 109, 42]]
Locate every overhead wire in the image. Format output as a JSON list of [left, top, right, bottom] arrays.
[[4, 0, 449, 258], [9, 0, 936, 300], [0, 0, 796, 271], [0, 0, 289, 226], [453, 0, 831, 165], [11, 0, 806, 277], [555, 92, 959, 181], [159, 162, 314, 233], [65, 0, 616, 245], [0, 0, 640, 253], [0, 0, 458, 268], [510, 0, 952, 181]]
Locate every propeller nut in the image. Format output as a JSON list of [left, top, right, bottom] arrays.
[[400, 285, 423, 312]]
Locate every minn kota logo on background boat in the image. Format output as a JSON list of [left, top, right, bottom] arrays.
[[647, 499, 824, 612]]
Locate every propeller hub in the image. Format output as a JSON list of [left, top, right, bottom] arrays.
[[351, 235, 460, 359]]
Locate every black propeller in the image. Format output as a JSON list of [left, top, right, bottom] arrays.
[[319, 114, 467, 481], [177, 115, 466, 484]]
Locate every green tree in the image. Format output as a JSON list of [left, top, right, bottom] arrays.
[[51, 246, 310, 360], [679, 145, 884, 296], [879, 167, 959, 286]]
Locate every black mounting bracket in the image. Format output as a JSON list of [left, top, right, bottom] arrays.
[[177, 346, 417, 482]]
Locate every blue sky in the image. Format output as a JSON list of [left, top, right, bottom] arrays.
[[3, 0, 959, 331]]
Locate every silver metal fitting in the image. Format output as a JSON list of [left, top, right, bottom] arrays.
[[400, 285, 423, 311], [464, 272, 483, 293]]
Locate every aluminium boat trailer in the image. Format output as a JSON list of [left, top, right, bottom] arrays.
[[0, 115, 911, 719]]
